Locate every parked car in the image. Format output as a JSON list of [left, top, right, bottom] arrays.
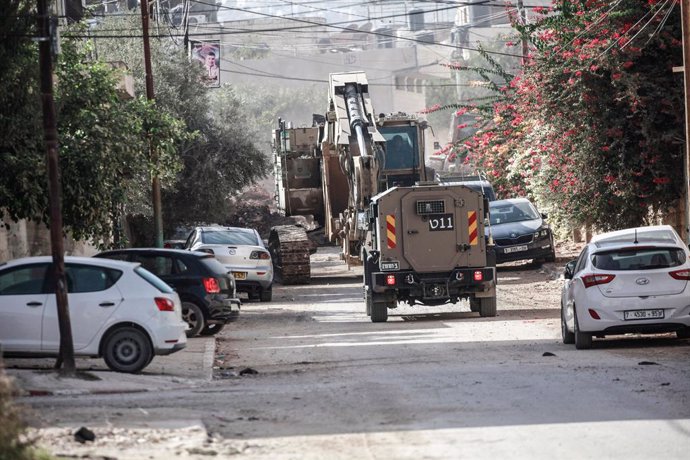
[[95, 249, 240, 337], [184, 226, 274, 301], [163, 240, 186, 249], [0, 256, 187, 373], [561, 225, 690, 349], [488, 198, 556, 264]]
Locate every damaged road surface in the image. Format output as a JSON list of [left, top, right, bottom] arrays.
[[20, 248, 690, 459]]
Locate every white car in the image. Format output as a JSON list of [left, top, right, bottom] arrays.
[[185, 226, 274, 301], [561, 225, 690, 349], [0, 256, 187, 373]]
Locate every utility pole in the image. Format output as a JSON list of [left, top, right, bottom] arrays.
[[517, 0, 529, 65], [37, 0, 75, 374], [682, 1, 690, 243], [140, 0, 163, 247]]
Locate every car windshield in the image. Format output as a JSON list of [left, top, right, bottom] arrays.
[[201, 229, 258, 246], [489, 201, 540, 225], [591, 247, 686, 270]]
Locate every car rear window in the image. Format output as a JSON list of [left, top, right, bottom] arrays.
[[202, 229, 258, 245], [592, 247, 686, 271], [135, 266, 174, 293]]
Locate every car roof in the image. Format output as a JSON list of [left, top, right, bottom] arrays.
[[1, 255, 139, 270], [98, 248, 205, 256], [590, 225, 682, 249], [198, 226, 254, 233], [490, 197, 532, 207]]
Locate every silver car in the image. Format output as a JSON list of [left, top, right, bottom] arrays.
[[185, 226, 274, 301]]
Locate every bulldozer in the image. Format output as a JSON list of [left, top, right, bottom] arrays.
[[270, 71, 496, 321]]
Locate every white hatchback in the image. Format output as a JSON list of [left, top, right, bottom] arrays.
[[185, 226, 274, 301], [561, 225, 690, 349], [0, 256, 187, 372]]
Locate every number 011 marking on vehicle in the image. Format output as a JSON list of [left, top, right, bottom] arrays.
[[428, 214, 454, 231]]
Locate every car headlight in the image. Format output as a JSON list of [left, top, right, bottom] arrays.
[[534, 228, 550, 238]]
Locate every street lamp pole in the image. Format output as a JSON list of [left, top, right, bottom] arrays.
[[681, 1, 690, 243]]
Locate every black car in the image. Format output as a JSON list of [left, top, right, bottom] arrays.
[[95, 249, 240, 337], [487, 198, 556, 264]]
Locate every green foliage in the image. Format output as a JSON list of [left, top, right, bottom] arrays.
[[92, 14, 270, 234], [0, 359, 46, 460], [448, 0, 684, 233]]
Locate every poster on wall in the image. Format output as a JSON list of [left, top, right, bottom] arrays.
[[190, 40, 220, 87]]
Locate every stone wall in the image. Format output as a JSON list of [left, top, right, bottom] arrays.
[[0, 219, 98, 262]]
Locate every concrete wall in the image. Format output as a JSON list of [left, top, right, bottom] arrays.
[[0, 219, 98, 262]]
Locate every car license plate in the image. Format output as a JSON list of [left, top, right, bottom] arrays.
[[504, 245, 528, 254], [232, 272, 247, 280], [623, 309, 664, 320]]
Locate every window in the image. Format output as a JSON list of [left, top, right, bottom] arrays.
[[135, 267, 174, 293], [135, 256, 174, 277], [174, 258, 189, 274], [0, 264, 49, 295], [65, 264, 122, 293], [201, 229, 259, 245], [574, 248, 589, 274], [591, 247, 686, 271]]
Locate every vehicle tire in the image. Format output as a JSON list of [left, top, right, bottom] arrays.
[[365, 288, 373, 316], [545, 251, 556, 263], [574, 307, 592, 349], [370, 300, 388, 323], [469, 296, 480, 313], [102, 327, 153, 374], [200, 323, 225, 336], [479, 296, 497, 317], [182, 301, 206, 337], [561, 304, 575, 344], [260, 287, 273, 302]]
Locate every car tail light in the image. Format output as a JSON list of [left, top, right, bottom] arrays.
[[198, 248, 215, 255], [588, 309, 601, 320], [203, 277, 221, 294], [386, 274, 396, 285], [669, 269, 690, 280], [250, 250, 271, 260], [582, 274, 615, 288], [155, 297, 175, 312], [473, 270, 483, 281]]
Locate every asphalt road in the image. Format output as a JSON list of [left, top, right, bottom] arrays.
[[23, 248, 690, 459]]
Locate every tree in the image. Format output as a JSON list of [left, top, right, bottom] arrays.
[[0, 2, 188, 245], [441, 0, 684, 232], [91, 14, 270, 237]]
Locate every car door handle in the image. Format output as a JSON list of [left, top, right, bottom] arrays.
[[26, 301, 43, 307], [99, 302, 116, 307]]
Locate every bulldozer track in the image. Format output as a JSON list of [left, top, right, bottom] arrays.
[[269, 225, 311, 284]]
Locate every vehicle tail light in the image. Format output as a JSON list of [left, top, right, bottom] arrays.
[[155, 297, 175, 312], [582, 274, 615, 288], [250, 251, 271, 260], [386, 274, 396, 286], [473, 270, 483, 281], [588, 309, 601, 320], [203, 277, 221, 294], [198, 248, 215, 255], [669, 269, 690, 280]]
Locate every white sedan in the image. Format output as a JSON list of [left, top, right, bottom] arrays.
[[0, 256, 187, 373], [561, 225, 690, 349]]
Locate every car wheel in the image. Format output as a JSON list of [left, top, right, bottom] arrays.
[[479, 296, 497, 317], [545, 251, 556, 263], [182, 301, 206, 337], [367, 291, 388, 323], [561, 303, 575, 344], [200, 323, 225, 336], [676, 327, 690, 339], [102, 327, 153, 374], [260, 287, 273, 302], [574, 307, 592, 349]]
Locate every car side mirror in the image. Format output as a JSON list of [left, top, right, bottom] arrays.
[[564, 260, 576, 280], [541, 212, 548, 219]]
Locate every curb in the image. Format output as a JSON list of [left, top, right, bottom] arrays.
[[16, 337, 217, 398]]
